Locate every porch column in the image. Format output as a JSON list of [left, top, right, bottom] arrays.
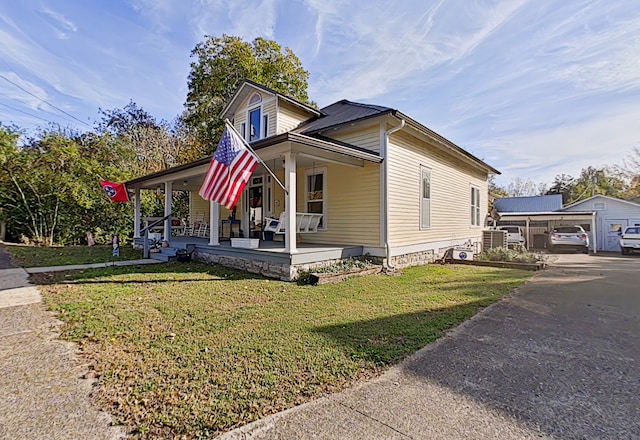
[[592, 214, 597, 254], [133, 187, 141, 239], [284, 152, 297, 253], [209, 200, 219, 246], [525, 217, 530, 250], [164, 181, 172, 243]]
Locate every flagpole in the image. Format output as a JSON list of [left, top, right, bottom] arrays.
[[224, 119, 288, 195]]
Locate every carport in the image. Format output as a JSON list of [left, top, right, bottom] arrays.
[[496, 211, 597, 253]]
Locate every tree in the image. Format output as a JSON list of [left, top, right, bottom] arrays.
[[506, 177, 543, 197], [183, 34, 312, 148], [546, 167, 628, 204], [0, 126, 133, 245], [97, 101, 207, 176]]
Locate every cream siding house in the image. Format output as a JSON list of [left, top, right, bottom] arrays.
[[126, 80, 499, 280]]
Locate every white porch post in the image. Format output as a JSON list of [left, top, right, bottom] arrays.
[[133, 188, 141, 239], [592, 214, 597, 254], [164, 181, 172, 243], [209, 200, 219, 246], [284, 152, 297, 253], [526, 217, 530, 250]]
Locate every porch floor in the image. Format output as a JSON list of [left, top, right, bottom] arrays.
[[138, 235, 365, 265]]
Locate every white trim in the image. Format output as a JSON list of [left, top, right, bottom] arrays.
[[304, 166, 328, 230], [470, 185, 481, 227]]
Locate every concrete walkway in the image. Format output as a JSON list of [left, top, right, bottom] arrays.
[[219, 253, 640, 439], [0, 247, 159, 439]]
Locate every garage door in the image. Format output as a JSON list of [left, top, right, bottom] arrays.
[[603, 219, 627, 252]]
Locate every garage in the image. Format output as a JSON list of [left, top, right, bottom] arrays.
[[561, 195, 640, 252]]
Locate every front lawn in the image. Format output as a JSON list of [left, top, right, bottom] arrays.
[[34, 262, 531, 438], [6, 243, 142, 267]]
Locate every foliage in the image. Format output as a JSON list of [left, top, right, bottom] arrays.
[[96, 101, 207, 175], [477, 246, 543, 263], [0, 126, 133, 245], [34, 262, 531, 438], [6, 243, 142, 267], [546, 166, 628, 204], [183, 34, 312, 149], [506, 177, 546, 197]]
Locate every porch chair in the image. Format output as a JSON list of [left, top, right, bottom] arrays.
[[264, 212, 286, 234]]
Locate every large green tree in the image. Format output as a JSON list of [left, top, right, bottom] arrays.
[[546, 166, 627, 204], [0, 126, 133, 245], [183, 34, 312, 148]]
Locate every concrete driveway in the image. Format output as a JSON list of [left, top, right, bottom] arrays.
[[221, 252, 640, 439]]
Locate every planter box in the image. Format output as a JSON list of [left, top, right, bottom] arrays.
[[310, 266, 381, 284], [456, 259, 546, 271], [231, 238, 260, 249]]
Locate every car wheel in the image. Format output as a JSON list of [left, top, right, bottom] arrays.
[[547, 244, 554, 252], [621, 247, 628, 255], [583, 247, 589, 254]]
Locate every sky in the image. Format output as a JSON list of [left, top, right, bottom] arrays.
[[1, 0, 639, 187]]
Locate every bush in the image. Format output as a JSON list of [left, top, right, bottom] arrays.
[[478, 247, 543, 264]]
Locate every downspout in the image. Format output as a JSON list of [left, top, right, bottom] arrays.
[[383, 118, 405, 269]]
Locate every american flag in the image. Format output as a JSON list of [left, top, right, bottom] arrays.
[[199, 125, 259, 209]]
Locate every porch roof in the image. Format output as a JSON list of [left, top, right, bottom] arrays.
[[125, 132, 381, 191]]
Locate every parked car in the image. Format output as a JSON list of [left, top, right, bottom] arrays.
[[546, 226, 589, 253], [497, 226, 526, 247], [619, 226, 640, 255]]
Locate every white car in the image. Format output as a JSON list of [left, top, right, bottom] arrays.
[[619, 226, 640, 255], [497, 226, 526, 247]]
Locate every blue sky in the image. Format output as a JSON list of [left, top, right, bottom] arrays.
[[1, 0, 639, 186]]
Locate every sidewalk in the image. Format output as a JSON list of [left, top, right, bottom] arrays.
[[0, 247, 159, 439]]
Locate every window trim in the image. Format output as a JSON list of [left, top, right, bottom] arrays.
[[305, 166, 327, 230], [471, 185, 481, 227], [420, 165, 431, 230]]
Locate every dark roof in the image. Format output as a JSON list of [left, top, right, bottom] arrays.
[[295, 100, 393, 134], [494, 195, 563, 213]]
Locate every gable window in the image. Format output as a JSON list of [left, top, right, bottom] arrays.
[[306, 167, 327, 229], [471, 186, 481, 226], [420, 166, 431, 229], [249, 108, 261, 142], [593, 202, 605, 210]]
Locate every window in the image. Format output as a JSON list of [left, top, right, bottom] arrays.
[[241, 122, 246, 139], [593, 202, 606, 210], [306, 167, 326, 229], [471, 186, 481, 226], [249, 108, 261, 142], [420, 166, 431, 229]]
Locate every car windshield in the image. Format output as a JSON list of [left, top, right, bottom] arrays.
[[501, 227, 519, 233], [625, 227, 640, 234], [553, 226, 582, 233]]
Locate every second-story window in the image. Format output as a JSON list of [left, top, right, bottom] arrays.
[[249, 108, 261, 142]]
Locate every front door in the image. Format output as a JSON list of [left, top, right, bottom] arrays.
[[603, 219, 627, 251], [247, 176, 264, 239]]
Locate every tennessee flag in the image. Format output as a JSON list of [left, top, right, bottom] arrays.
[[199, 125, 259, 210], [100, 181, 130, 203]]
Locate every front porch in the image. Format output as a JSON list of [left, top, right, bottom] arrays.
[[134, 235, 366, 280]]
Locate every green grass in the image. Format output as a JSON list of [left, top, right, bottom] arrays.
[[5, 243, 142, 267], [33, 262, 532, 439]]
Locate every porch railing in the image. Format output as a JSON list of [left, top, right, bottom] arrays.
[[139, 213, 172, 259]]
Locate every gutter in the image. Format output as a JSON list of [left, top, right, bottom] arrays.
[[383, 118, 405, 269]]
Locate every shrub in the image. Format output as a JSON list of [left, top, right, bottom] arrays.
[[478, 247, 543, 264]]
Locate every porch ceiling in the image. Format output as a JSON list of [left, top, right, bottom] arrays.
[[126, 133, 381, 192]]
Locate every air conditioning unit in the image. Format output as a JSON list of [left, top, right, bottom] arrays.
[[452, 247, 474, 261]]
